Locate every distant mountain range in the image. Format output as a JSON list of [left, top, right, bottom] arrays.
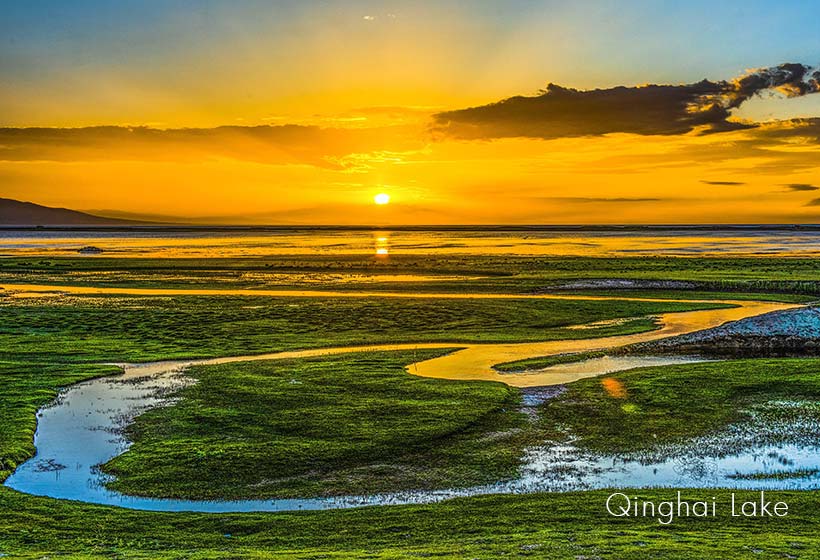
[[0, 198, 153, 226], [3, 197, 819, 229]]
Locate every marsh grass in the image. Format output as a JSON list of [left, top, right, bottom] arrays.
[[539, 358, 820, 454], [494, 350, 610, 372], [102, 350, 543, 499], [0, 287, 726, 491], [0, 486, 816, 559], [4, 256, 820, 557], [0, 294, 724, 363], [4, 256, 820, 298], [728, 468, 820, 480]]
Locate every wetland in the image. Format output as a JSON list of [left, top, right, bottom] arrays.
[[3, 228, 820, 558]]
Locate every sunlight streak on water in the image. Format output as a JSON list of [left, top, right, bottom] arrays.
[[5, 228, 820, 257]]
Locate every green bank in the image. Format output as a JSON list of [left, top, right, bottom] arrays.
[[0, 487, 817, 559]]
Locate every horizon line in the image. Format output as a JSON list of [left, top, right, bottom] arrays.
[[4, 224, 820, 231]]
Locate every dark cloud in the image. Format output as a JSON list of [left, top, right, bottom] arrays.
[[433, 82, 738, 139], [805, 198, 820, 206], [784, 183, 819, 191], [701, 180, 746, 186], [433, 63, 819, 140], [721, 63, 820, 107]]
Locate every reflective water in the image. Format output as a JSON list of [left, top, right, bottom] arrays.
[[411, 299, 796, 386], [518, 354, 715, 377], [4, 228, 820, 257], [520, 401, 820, 492]]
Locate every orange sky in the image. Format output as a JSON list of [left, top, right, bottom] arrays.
[[2, 115, 820, 224], [2, 2, 820, 224]]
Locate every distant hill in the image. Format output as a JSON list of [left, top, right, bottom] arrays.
[[0, 198, 149, 226]]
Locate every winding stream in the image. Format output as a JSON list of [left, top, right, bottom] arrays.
[[3, 286, 812, 511]]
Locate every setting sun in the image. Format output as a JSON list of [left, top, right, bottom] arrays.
[[5, 3, 820, 557]]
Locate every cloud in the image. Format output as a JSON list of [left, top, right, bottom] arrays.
[[0, 124, 422, 167], [700, 180, 746, 186], [753, 117, 820, 141], [546, 197, 662, 203], [784, 183, 819, 191], [805, 198, 820, 206], [433, 63, 819, 140], [722, 63, 820, 106]]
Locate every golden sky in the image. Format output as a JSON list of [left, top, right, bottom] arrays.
[[2, 1, 820, 224]]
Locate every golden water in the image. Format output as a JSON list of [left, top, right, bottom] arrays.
[[5, 229, 820, 257]]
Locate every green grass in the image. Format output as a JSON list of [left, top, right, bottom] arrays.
[[728, 468, 820, 480], [0, 289, 726, 495], [0, 486, 818, 559], [103, 355, 820, 502], [6, 358, 820, 557], [103, 350, 537, 499], [494, 350, 609, 372], [4, 354, 820, 558], [0, 294, 725, 363], [3, 255, 820, 557], [4, 255, 820, 297], [539, 358, 820, 453]]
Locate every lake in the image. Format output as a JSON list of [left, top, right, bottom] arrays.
[[3, 226, 820, 257]]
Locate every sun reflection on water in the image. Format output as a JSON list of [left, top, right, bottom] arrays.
[[5, 230, 820, 258], [374, 233, 390, 256]]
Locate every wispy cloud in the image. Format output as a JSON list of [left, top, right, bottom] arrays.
[[701, 180, 746, 186], [546, 197, 663, 203], [784, 183, 819, 191]]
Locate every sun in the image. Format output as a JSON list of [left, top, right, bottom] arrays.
[[374, 193, 390, 205]]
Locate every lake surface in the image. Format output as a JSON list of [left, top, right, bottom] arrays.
[[4, 227, 820, 257]]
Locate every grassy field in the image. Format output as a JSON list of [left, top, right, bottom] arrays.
[[1, 486, 818, 559], [539, 358, 820, 454], [3, 255, 820, 298], [103, 355, 820, 500], [3, 256, 820, 558], [104, 351, 537, 499], [494, 350, 609, 372], [0, 283, 723, 492], [0, 294, 726, 363], [5, 356, 820, 557]]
